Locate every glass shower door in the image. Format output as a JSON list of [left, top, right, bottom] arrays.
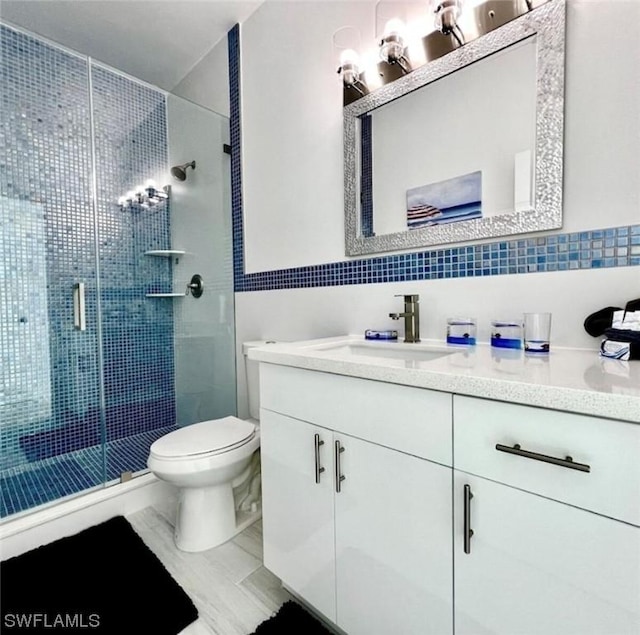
[[166, 94, 237, 429], [0, 25, 105, 517], [1, 23, 238, 519], [90, 63, 179, 482]]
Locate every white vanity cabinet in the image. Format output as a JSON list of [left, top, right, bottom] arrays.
[[453, 396, 640, 635], [260, 410, 336, 621], [259, 364, 454, 635], [252, 337, 640, 635], [453, 472, 640, 635]]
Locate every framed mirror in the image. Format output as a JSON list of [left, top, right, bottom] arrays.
[[344, 0, 565, 256]]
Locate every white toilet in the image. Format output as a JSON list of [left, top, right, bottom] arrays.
[[147, 341, 268, 552]]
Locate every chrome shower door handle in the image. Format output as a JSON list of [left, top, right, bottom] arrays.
[[73, 282, 86, 331], [463, 484, 474, 555], [334, 440, 346, 493], [314, 434, 325, 484]]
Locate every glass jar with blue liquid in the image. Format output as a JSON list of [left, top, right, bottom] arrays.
[[446, 318, 477, 346], [491, 320, 522, 349]]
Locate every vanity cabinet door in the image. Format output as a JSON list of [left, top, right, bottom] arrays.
[[454, 472, 640, 635], [260, 409, 336, 621], [335, 434, 453, 635]]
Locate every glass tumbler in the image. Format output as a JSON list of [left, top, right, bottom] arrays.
[[523, 312, 552, 353]]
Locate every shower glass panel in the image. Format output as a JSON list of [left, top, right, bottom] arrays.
[[166, 95, 236, 428], [91, 65, 177, 481], [0, 22, 236, 520], [0, 26, 105, 515]]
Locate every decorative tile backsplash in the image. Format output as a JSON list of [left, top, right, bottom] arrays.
[[228, 26, 640, 294]]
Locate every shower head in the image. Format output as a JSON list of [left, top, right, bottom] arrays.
[[170, 160, 196, 181]]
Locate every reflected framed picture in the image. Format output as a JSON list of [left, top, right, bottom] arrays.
[[406, 171, 482, 230]]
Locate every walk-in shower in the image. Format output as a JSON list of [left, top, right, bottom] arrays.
[[0, 22, 236, 520]]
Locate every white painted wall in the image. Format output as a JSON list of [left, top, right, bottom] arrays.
[[167, 1, 640, 417], [241, 1, 375, 273]]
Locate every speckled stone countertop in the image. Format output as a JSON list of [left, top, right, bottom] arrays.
[[248, 335, 640, 424]]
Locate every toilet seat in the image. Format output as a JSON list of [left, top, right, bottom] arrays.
[[149, 416, 256, 461]]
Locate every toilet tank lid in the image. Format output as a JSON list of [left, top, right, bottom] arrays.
[[150, 417, 256, 459], [243, 340, 278, 355]]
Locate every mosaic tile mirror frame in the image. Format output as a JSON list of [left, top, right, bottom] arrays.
[[344, 0, 566, 256]]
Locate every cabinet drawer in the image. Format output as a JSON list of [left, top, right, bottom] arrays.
[[454, 396, 640, 526], [261, 363, 452, 466]]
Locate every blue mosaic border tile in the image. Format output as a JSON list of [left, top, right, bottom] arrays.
[[360, 114, 374, 238], [227, 27, 640, 294], [228, 24, 245, 288]]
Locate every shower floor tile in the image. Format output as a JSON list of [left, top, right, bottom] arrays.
[[0, 458, 98, 518], [0, 425, 176, 519]]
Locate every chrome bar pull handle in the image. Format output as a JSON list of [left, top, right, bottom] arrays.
[[495, 443, 590, 473], [463, 484, 474, 555], [335, 440, 346, 493], [314, 434, 325, 484], [73, 282, 86, 331]]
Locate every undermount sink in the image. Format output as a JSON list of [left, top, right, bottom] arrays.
[[312, 341, 455, 362]]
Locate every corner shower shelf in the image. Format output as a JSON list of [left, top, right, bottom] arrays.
[[144, 250, 186, 257], [145, 293, 185, 298]]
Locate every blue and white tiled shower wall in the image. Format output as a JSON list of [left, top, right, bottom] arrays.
[[0, 23, 177, 517]]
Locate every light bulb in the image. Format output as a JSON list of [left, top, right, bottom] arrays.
[[340, 48, 360, 68], [379, 18, 408, 66], [125, 191, 135, 201], [145, 179, 157, 190], [118, 196, 127, 206], [338, 49, 362, 88], [134, 185, 144, 195], [382, 18, 406, 40]]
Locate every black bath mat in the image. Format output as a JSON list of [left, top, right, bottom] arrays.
[[0, 516, 198, 634], [252, 601, 333, 634]]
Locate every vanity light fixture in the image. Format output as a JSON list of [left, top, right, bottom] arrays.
[[337, 48, 369, 96], [431, 0, 466, 47], [378, 18, 412, 74], [118, 179, 170, 211]]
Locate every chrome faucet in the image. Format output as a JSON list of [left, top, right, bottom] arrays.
[[389, 294, 420, 343]]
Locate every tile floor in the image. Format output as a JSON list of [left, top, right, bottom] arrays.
[[127, 507, 291, 635]]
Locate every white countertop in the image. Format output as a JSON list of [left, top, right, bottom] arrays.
[[248, 335, 640, 424]]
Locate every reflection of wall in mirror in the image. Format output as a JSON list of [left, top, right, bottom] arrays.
[[370, 37, 536, 237]]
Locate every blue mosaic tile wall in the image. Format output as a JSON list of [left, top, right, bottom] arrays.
[[91, 65, 175, 442], [0, 23, 175, 516], [227, 26, 640, 294]]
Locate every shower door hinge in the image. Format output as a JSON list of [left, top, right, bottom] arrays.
[[120, 471, 133, 483], [223, 143, 232, 155]]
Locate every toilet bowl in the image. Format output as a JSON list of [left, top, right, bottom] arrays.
[[147, 341, 271, 552]]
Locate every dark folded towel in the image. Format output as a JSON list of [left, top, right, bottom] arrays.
[[584, 306, 622, 337]]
